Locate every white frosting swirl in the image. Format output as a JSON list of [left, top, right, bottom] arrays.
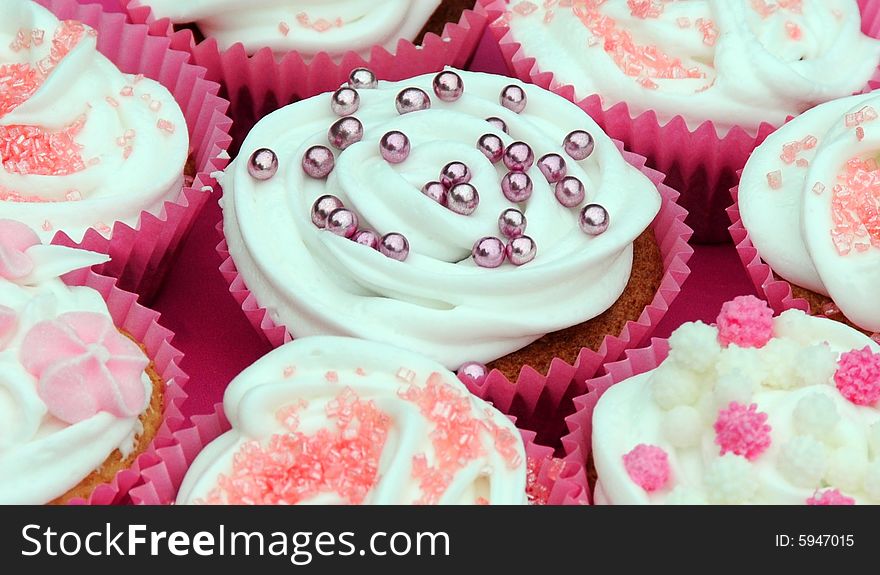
[[502, 0, 880, 132], [0, 0, 188, 243], [739, 92, 880, 332], [593, 310, 880, 505], [131, 0, 442, 57], [177, 336, 528, 505], [221, 69, 660, 369], [0, 242, 152, 505]]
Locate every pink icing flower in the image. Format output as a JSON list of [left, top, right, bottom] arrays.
[[0, 304, 17, 349], [806, 489, 855, 506], [714, 402, 772, 460], [622, 444, 670, 492], [20, 312, 149, 424], [0, 219, 40, 279], [834, 346, 880, 406], [716, 295, 774, 348]]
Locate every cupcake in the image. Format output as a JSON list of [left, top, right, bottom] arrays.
[[736, 91, 880, 334], [1, 0, 188, 248], [1, 0, 231, 299], [591, 295, 880, 504], [487, 0, 880, 241], [176, 336, 531, 505], [126, 0, 479, 59], [218, 68, 682, 380], [0, 219, 169, 504]]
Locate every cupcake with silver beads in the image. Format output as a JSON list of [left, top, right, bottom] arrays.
[[218, 67, 687, 381]]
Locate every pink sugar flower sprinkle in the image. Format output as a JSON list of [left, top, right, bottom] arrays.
[[833, 346, 880, 406], [806, 489, 855, 506], [766, 170, 783, 190], [716, 295, 775, 348], [714, 402, 772, 460], [622, 444, 670, 492]]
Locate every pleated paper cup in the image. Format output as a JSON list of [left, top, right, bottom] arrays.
[[39, 0, 232, 302], [60, 268, 189, 505]]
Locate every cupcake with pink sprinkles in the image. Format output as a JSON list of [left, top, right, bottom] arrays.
[[590, 295, 880, 505], [176, 337, 549, 505]]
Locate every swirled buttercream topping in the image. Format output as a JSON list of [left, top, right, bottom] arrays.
[[176, 336, 529, 505], [0, 0, 188, 242], [499, 0, 880, 132], [739, 92, 880, 332], [130, 0, 443, 57], [221, 68, 660, 369]]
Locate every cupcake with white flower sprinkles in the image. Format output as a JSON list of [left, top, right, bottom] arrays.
[[219, 67, 674, 380], [591, 295, 880, 504]]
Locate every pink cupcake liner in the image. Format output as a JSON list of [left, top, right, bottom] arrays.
[[561, 338, 671, 495], [38, 0, 232, 302], [118, 0, 488, 152], [128, 401, 589, 505], [481, 0, 880, 243], [727, 183, 811, 317], [57, 267, 189, 505], [216, 142, 692, 457]]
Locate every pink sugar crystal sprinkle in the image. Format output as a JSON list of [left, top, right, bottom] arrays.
[[0, 121, 86, 176], [526, 457, 549, 505], [1, 21, 89, 181], [714, 402, 772, 460], [1, 21, 86, 117], [766, 170, 783, 190], [402, 373, 522, 504], [833, 346, 880, 406], [716, 295, 774, 348], [203, 388, 391, 505], [807, 489, 855, 506], [831, 156, 880, 255], [785, 21, 802, 40], [570, 2, 707, 85], [622, 444, 670, 492]]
